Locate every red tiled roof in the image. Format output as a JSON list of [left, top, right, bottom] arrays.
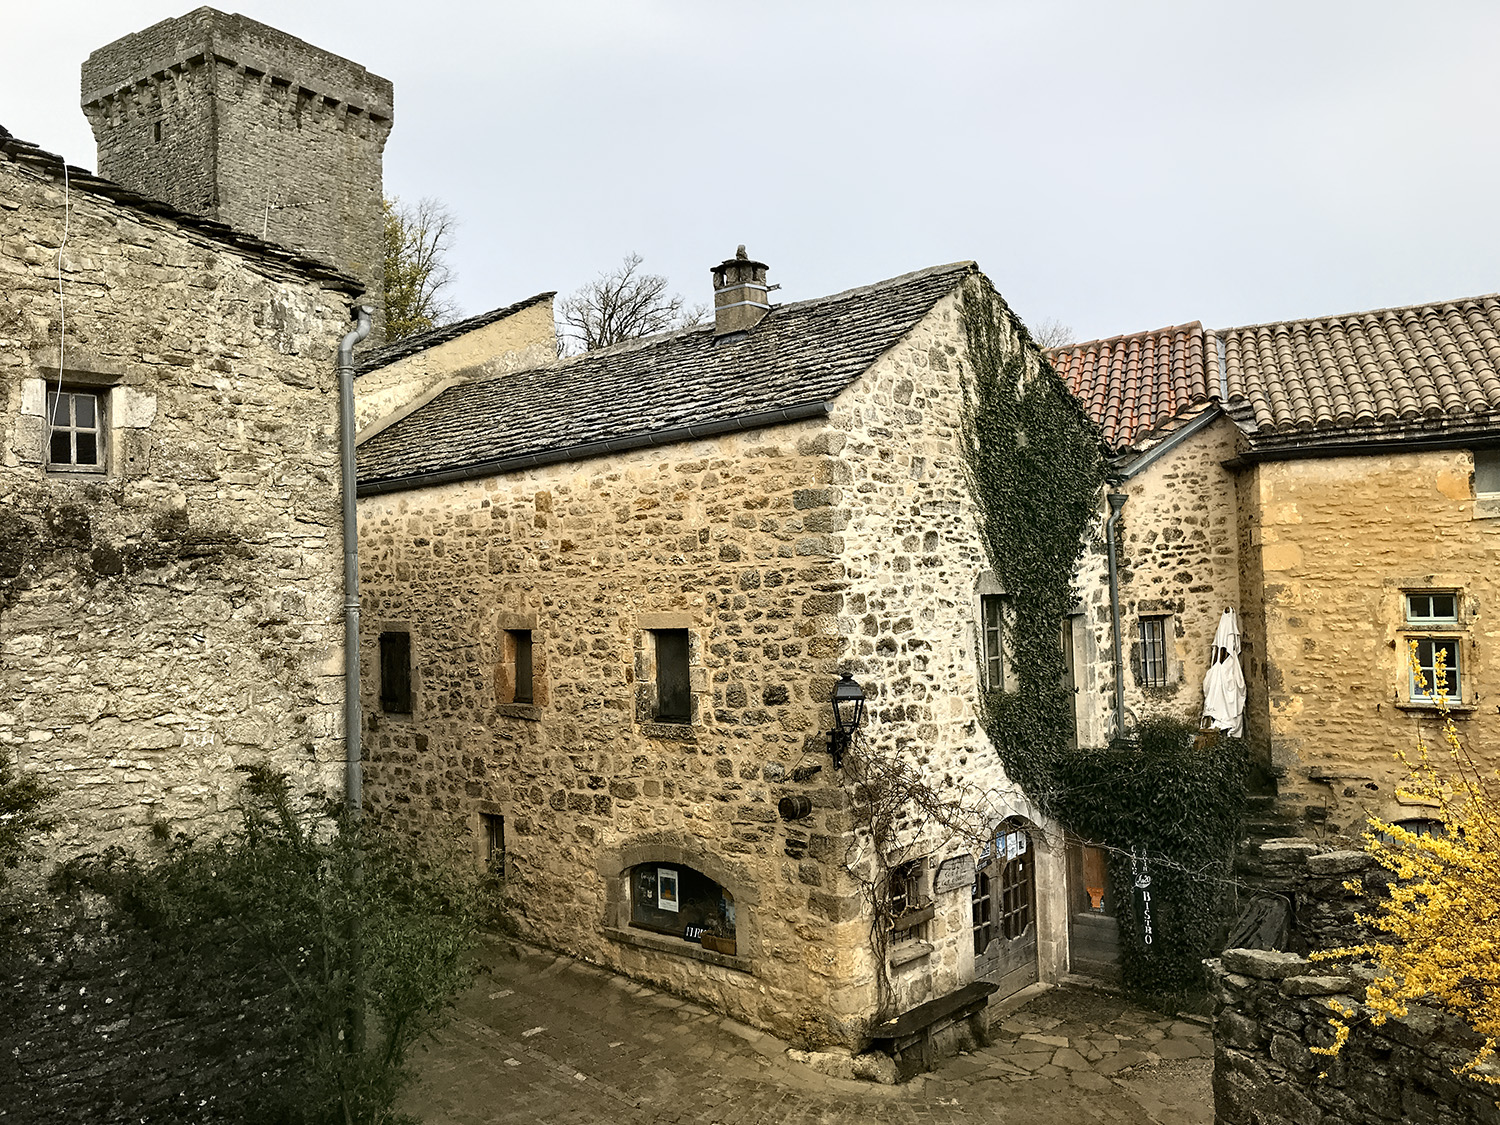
[[1048, 322, 1211, 450], [1220, 295, 1500, 438]]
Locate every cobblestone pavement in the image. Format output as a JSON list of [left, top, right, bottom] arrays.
[[405, 937, 1212, 1125]]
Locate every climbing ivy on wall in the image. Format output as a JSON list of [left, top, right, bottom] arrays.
[[957, 283, 1104, 793], [958, 283, 1248, 1006]]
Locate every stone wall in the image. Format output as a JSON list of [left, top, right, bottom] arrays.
[[1210, 947, 1499, 1125], [1107, 416, 1244, 733], [828, 281, 1068, 1018], [82, 8, 392, 338], [356, 417, 865, 1043], [0, 144, 354, 854], [1237, 449, 1500, 832]]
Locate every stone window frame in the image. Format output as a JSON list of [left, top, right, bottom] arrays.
[[598, 834, 757, 974], [974, 572, 1011, 693], [634, 613, 703, 740], [887, 853, 936, 968], [367, 622, 419, 722], [473, 800, 507, 879], [28, 354, 130, 478], [1398, 588, 1469, 709], [496, 611, 545, 720], [1133, 613, 1174, 689]]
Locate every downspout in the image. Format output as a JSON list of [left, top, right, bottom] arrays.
[[338, 305, 373, 814], [1105, 490, 1129, 742]]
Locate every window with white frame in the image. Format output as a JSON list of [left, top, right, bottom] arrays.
[[1403, 592, 1462, 703], [1475, 450, 1500, 498], [46, 388, 105, 471]]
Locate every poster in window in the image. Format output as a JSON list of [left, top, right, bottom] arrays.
[[636, 867, 657, 908], [656, 867, 679, 912]]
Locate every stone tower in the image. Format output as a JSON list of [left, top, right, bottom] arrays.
[[82, 7, 393, 338]]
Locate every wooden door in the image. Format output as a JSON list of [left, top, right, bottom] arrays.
[[971, 822, 1039, 999]]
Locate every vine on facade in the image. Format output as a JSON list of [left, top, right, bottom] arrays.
[[958, 282, 1248, 1005]]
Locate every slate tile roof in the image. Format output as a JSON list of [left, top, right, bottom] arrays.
[[356, 291, 557, 376], [357, 262, 976, 492], [0, 123, 362, 292], [1220, 294, 1500, 443], [1047, 323, 1212, 451]]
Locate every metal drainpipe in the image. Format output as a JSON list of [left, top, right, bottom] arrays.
[[338, 305, 373, 814], [1105, 491, 1129, 742]]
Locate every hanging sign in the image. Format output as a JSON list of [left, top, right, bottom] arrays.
[[1130, 848, 1155, 952], [934, 855, 975, 893]]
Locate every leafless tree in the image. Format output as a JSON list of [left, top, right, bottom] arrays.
[[383, 196, 460, 341], [1030, 317, 1076, 350], [557, 253, 705, 355]]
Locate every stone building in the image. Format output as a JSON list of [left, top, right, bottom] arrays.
[[0, 121, 363, 851], [354, 255, 1077, 1047], [81, 7, 393, 339], [1053, 292, 1500, 838]]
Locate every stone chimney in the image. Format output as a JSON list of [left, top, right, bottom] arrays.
[[711, 246, 771, 335]]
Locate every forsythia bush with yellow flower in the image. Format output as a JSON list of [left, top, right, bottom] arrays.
[[1313, 646, 1500, 1084]]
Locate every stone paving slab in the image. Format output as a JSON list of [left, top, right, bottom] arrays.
[[404, 937, 1211, 1124]]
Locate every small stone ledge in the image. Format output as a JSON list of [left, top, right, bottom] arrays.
[[603, 926, 752, 974], [495, 703, 541, 722], [1220, 948, 1310, 981], [888, 940, 934, 969], [1280, 974, 1354, 997], [1305, 850, 1371, 876], [639, 721, 698, 743]]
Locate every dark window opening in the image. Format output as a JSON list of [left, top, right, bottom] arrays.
[[1477, 450, 1500, 496], [1411, 636, 1461, 700], [629, 863, 735, 946], [47, 389, 104, 470], [379, 631, 413, 713], [510, 630, 533, 704], [1406, 592, 1458, 624], [153, 120, 163, 143], [1060, 616, 1079, 750], [654, 629, 691, 723], [889, 859, 931, 943], [482, 813, 505, 878], [1137, 616, 1168, 687], [981, 595, 1005, 690]]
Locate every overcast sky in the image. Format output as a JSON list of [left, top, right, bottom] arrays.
[[6, 1, 1498, 343]]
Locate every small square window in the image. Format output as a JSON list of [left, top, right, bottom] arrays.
[[46, 389, 105, 471], [1406, 592, 1458, 625], [1137, 616, 1169, 687], [653, 629, 691, 723], [379, 631, 413, 714], [889, 859, 931, 943]]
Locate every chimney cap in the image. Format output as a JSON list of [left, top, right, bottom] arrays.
[[712, 245, 768, 275]]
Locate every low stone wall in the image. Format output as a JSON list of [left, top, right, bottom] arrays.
[[1211, 947, 1498, 1125], [1234, 838, 1391, 953]]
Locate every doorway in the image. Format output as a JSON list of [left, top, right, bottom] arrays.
[[971, 820, 1039, 999]]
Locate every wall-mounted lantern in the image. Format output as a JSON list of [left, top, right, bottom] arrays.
[[828, 671, 867, 769]]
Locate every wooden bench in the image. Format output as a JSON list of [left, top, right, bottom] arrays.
[[869, 981, 999, 1076]]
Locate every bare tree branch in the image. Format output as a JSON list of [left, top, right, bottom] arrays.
[[1031, 317, 1076, 350], [383, 196, 461, 341], [557, 254, 702, 355]]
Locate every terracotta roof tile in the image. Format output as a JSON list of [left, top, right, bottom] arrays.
[[1220, 294, 1500, 441], [1047, 322, 1211, 450]]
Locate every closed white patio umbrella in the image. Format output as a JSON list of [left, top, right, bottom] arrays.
[[1202, 608, 1246, 738]]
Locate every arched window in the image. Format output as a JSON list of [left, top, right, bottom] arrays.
[[629, 862, 736, 952]]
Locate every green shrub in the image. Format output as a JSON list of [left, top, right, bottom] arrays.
[[63, 765, 483, 1125]]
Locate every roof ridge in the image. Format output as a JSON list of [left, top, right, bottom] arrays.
[[1217, 292, 1500, 336], [358, 290, 556, 373], [466, 260, 979, 383], [1048, 321, 1204, 355], [0, 121, 363, 292]]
